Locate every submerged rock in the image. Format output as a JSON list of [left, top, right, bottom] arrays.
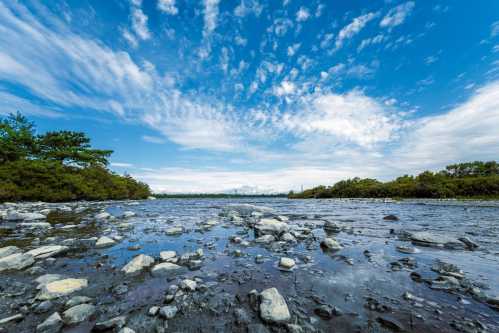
[[0, 253, 35, 272], [410, 231, 464, 249], [383, 214, 399, 221], [121, 254, 155, 275], [259, 288, 291, 323], [37, 278, 88, 300]]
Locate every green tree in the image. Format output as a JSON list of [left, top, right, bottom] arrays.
[[0, 112, 37, 162]]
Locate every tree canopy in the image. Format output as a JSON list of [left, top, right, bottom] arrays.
[[0, 112, 151, 202], [289, 161, 499, 199]]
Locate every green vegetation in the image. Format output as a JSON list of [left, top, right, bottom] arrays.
[[0, 113, 151, 202], [288, 161, 499, 199]]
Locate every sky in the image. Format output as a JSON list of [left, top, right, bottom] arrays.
[[1, 0, 499, 193]]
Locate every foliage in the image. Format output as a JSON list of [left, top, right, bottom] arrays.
[[288, 161, 499, 199], [0, 112, 151, 202]]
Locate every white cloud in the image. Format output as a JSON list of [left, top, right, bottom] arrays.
[[282, 90, 400, 147], [122, 28, 138, 47], [357, 34, 386, 52], [491, 21, 499, 38], [287, 43, 300, 56], [142, 135, 166, 144], [380, 2, 415, 29], [203, 0, 220, 37], [296, 7, 310, 22], [234, 0, 263, 17], [131, 7, 151, 40], [158, 0, 178, 15], [274, 81, 296, 96], [335, 12, 377, 50], [111, 162, 134, 168], [0, 2, 240, 152], [394, 81, 499, 171], [235, 35, 247, 46]]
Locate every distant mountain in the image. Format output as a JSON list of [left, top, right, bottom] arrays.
[[221, 185, 282, 195]]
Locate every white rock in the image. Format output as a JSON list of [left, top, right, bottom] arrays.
[[279, 257, 295, 270], [159, 251, 177, 262], [123, 211, 136, 218], [6, 211, 46, 221], [151, 262, 183, 277], [0, 246, 21, 259], [119, 328, 136, 333], [254, 235, 276, 244], [35, 274, 66, 289], [165, 227, 183, 235], [27, 245, 69, 259], [19, 222, 51, 228], [121, 254, 155, 275], [37, 278, 88, 300], [0, 253, 35, 272], [0, 313, 23, 325], [159, 306, 178, 319], [180, 279, 197, 291], [95, 212, 111, 220], [255, 219, 288, 236], [321, 238, 343, 251], [95, 236, 116, 248], [259, 288, 291, 323]]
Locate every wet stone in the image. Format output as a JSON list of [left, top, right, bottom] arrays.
[[159, 305, 178, 319], [259, 288, 291, 324], [62, 304, 96, 325], [36, 312, 62, 333], [121, 254, 155, 275]]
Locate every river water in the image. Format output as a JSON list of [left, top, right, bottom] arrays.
[[0, 198, 498, 332]]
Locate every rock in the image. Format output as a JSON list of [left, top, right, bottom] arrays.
[[254, 235, 276, 244], [323, 221, 341, 233], [95, 236, 116, 248], [148, 306, 160, 316], [159, 251, 177, 261], [376, 316, 404, 331], [180, 279, 197, 291], [255, 219, 288, 237], [255, 255, 264, 264], [159, 305, 178, 319], [119, 328, 136, 333], [223, 204, 274, 217], [34, 300, 54, 314], [65, 296, 92, 308], [151, 262, 184, 277], [259, 288, 291, 323], [459, 237, 479, 250], [383, 214, 399, 221], [95, 212, 111, 220], [6, 212, 46, 221], [36, 312, 62, 333], [94, 316, 127, 331], [0, 253, 35, 272], [396, 245, 420, 254], [431, 260, 464, 278], [121, 254, 155, 275], [37, 278, 88, 300], [165, 227, 183, 235], [320, 238, 343, 251], [123, 211, 136, 218], [279, 257, 295, 270], [0, 313, 23, 325], [281, 233, 296, 242], [19, 222, 51, 228], [410, 231, 464, 249], [62, 304, 96, 325], [0, 246, 21, 259], [35, 274, 65, 289], [27, 245, 69, 259]]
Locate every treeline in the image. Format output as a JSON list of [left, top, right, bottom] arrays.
[[0, 113, 151, 202], [288, 161, 499, 199]]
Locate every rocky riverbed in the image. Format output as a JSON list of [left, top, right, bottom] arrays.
[[0, 198, 498, 333]]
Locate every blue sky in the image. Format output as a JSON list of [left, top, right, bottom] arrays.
[[1, 0, 499, 193]]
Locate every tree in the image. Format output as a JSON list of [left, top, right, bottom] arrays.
[[0, 112, 36, 163], [37, 130, 112, 167]]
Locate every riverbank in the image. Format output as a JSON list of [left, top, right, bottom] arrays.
[[0, 198, 498, 332]]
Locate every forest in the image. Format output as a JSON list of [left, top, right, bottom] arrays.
[[288, 161, 499, 199], [0, 113, 151, 202]]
